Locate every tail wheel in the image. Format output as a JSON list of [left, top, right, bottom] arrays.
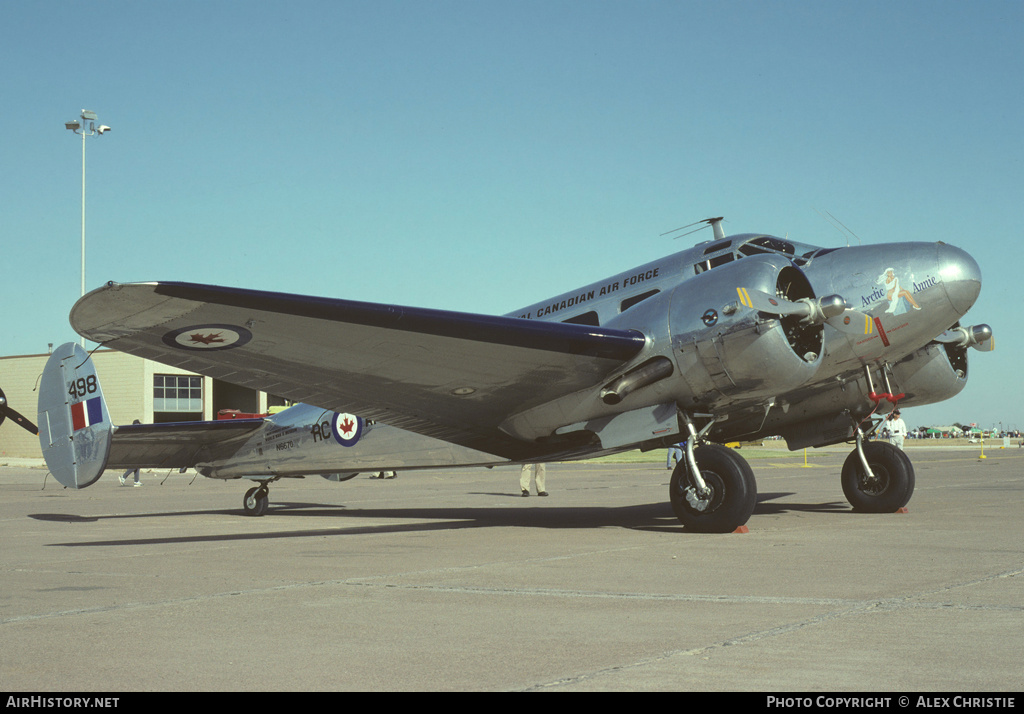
[[841, 442, 915, 512], [669, 444, 757, 533], [243, 486, 269, 517]]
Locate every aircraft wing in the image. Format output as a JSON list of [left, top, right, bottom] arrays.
[[106, 419, 266, 470], [71, 282, 647, 460]]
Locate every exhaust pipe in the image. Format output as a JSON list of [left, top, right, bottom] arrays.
[[600, 357, 674, 406]]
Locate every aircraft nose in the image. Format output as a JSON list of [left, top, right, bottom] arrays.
[[936, 243, 982, 315]]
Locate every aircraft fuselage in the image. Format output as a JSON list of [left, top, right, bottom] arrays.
[[195, 231, 982, 479], [40, 223, 990, 528]]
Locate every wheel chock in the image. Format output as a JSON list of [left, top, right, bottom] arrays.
[[733, 525, 750, 534], [895, 507, 909, 514]]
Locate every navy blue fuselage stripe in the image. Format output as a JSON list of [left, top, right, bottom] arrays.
[[152, 282, 646, 361]]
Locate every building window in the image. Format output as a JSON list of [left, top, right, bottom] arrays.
[[154, 375, 203, 412]]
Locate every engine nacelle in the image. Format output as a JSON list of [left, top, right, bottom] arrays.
[[890, 341, 968, 408], [668, 253, 824, 408]]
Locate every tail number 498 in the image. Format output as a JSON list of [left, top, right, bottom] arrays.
[[68, 375, 98, 400]]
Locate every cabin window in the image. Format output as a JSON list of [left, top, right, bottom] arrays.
[[620, 289, 660, 312], [562, 311, 600, 326]]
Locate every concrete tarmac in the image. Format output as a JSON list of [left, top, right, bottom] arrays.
[[1, 446, 1021, 692]]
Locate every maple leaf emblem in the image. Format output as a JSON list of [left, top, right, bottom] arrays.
[[188, 332, 225, 345], [339, 417, 355, 435]]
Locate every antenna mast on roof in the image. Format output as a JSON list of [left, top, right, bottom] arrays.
[[660, 217, 726, 241]]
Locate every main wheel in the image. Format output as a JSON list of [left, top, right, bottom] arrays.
[[669, 444, 757, 533], [841, 442, 915, 512], [243, 486, 269, 516]]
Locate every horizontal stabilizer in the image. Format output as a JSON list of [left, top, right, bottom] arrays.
[[106, 419, 265, 469]]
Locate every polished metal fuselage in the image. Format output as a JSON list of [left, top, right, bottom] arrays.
[[197, 232, 983, 479]]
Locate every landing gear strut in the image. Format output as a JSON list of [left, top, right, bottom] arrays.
[[841, 366, 915, 512], [669, 415, 758, 532], [670, 444, 757, 532], [841, 439, 915, 512]]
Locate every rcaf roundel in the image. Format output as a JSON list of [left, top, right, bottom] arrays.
[[331, 413, 363, 447], [162, 324, 253, 351]]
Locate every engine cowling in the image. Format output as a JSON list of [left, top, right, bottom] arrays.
[[668, 253, 825, 408], [889, 341, 969, 408]]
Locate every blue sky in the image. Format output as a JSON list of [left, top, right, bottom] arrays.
[[3, 0, 1021, 432]]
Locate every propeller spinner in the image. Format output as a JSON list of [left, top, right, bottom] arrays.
[[934, 324, 994, 352]]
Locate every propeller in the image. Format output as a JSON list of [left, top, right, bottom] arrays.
[[0, 387, 39, 435], [736, 288, 873, 335], [934, 324, 994, 352]]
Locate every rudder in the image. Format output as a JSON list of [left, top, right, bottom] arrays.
[[37, 343, 113, 488]]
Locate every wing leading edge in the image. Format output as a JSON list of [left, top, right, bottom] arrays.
[[71, 282, 647, 459]]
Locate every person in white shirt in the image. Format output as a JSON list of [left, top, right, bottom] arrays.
[[887, 409, 908, 450]]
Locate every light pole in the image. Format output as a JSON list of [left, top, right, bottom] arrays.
[[64, 110, 111, 345]]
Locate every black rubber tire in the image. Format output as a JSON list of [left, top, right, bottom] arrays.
[[243, 486, 269, 517], [841, 442, 915, 512], [669, 444, 757, 533]]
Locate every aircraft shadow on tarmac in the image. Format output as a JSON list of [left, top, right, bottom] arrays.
[[29, 491, 854, 546]]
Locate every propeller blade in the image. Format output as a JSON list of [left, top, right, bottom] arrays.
[[737, 288, 869, 334], [825, 310, 874, 336], [735, 287, 811, 318], [933, 329, 966, 344], [0, 390, 39, 436]]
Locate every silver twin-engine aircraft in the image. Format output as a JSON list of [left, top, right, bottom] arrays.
[[37, 218, 992, 532]]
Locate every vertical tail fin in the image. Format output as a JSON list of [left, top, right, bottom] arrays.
[[37, 343, 113, 488]]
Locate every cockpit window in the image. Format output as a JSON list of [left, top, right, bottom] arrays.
[[702, 240, 732, 255], [737, 243, 770, 257], [742, 236, 795, 254], [693, 252, 736, 275], [695, 235, 826, 275]]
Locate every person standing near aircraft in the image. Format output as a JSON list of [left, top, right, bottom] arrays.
[[666, 442, 684, 470], [119, 467, 141, 487], [119, 420, 142, 486], [887, 410, 908, 450], [520, 463, 547, 497]]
